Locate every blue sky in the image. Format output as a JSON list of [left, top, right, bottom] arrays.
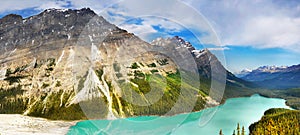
[[0, 0, 299, 73], [224, 46, 300, 72]]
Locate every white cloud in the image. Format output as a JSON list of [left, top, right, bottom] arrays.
[[185, 0, 300, 52], [117, 17, 186, 42], [232, 16, 300, 50], [119, 23, 158, 40], [207, 47, 230, 51], [142, 18, 183, 33], [0, 0, 45, 13], [35, 1, 69, 10]]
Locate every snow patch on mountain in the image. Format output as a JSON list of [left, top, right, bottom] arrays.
[[235, 68, 252, 78], [255, 65, 288, 73]]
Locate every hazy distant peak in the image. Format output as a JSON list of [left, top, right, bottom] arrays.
[[240, 64, 300, 89], [255, 65, 289, 73]]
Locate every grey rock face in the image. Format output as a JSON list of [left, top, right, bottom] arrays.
[[0, 8, 116, 55]]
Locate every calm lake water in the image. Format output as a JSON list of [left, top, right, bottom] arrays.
[[67, 94, 290, 135]]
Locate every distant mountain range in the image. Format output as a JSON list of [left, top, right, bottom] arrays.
[[237, 65, 300, 89]]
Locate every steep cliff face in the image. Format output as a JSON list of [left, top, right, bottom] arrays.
[[0, 8, 247, 120]]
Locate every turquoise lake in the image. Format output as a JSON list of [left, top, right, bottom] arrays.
[[67, 94, 291, 135]]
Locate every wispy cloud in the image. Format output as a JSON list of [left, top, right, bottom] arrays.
[[0, 0, 44, 13], [35, 1, 70, 10], [185, 0, 300, 52], [207, 47, 230, 51], [117, 17, 188, 42]]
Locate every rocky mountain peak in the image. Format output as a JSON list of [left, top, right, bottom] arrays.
[[0, 14, 23, 25], [0, 8, 118, 56], [151, 36, 227, 79], [41, 7, 97, 17], [1, 14, 23, 20], [151, 36, 196, 51], [172, 36, 192, 46], [172, 36, 195, 51]]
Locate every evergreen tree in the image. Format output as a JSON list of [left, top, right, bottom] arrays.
[[219, 129, 223, 135], [237, 123, 240, 135], [242, 126, 245, 135]]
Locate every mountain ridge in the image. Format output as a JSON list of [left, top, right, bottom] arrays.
[[0, 8, 254, 120], [239, 64, 300, 89]]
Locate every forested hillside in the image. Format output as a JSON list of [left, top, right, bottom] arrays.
[[249, 108, 300, 135]]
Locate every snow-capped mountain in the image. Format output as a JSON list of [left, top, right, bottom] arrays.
[[240, 64, 300, 89], [255, 65, 288, 73], [235, 69, 252, 78]]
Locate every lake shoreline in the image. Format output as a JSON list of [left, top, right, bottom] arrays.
[[0, 94, 294, 135], [0, 114, 78, 135], [257, 92, 299, 110], [68, 94, 292, 135]]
